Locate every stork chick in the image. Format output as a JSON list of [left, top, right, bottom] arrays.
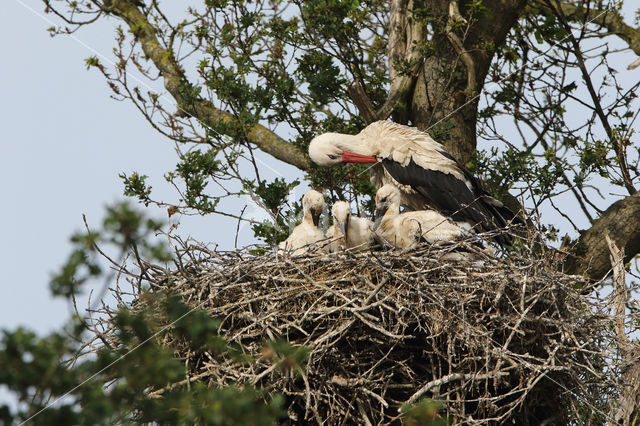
[[373, 185, 474, 249], [308, 120, 522, 246], [327, 201, 374, 252], [279, 190, 327, 255]]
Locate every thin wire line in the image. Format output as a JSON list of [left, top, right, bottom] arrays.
[[14, 1, 618, 423], [19, 296, 209, 425], [17, 0, 297, 238], [10, 1, 290, 422], [14, 0, 286, 180]]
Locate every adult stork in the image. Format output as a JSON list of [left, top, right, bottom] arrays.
[[279, 190, 327, 255], [326, 201, 374, 251], [373, 185, 475, 249], [308, 121, 521, 245]]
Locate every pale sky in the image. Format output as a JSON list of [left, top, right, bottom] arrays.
[[2, 0, 638, 338], [0, 0, 296, 334]]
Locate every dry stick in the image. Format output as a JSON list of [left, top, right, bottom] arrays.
[[606, 235, 628, 349], [404, 371, 510, 407], [606, 235, 640, 426], [96, 242, 614, 423]]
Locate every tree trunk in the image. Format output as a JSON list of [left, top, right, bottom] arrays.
[[410, 52, 479, 165], [395, 0, 527, 165], [563, 193, 640, 280], [100, 0, 640, 280]]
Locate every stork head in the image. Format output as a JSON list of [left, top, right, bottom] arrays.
[[308, 133, 378, 167], [302, 189, 325, 227], [331, 201, 351, 236], [373, 185, 400, 231]]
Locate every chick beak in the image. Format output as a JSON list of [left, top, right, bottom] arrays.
[[312, 208, 321, 227], [338, 219, 348, 237], [373, 206, 387, 232]]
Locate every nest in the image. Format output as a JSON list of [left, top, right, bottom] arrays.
[[106, 239, 618, 424]]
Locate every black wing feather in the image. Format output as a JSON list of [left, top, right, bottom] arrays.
[[382, 158, 518, 244]]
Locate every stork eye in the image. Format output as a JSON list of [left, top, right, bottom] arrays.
[[327, 154, 338, 160]]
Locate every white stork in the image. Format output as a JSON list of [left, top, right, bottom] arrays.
[[279, 190, 327, 255], [308, 121, 520, 245], [326, 201, 374, 251], [373, 185, 475, 249]]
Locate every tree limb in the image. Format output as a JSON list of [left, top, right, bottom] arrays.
[[378, 0, 423, 121], [446, 1, 476, 93], [532, 1, 640, 64], [606, 236, 640, 426], [346, 82, 378, 124], [563, 193, 640, 279], [605, 235, 627, 347], [104, 0, 310, 171], [551, 0, 637, 196]]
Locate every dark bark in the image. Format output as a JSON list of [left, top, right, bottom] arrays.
[[563, 193, 640, 279], [405, 0, 527, 165]]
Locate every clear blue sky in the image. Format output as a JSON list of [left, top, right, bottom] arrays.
[[1, 1, 165, 333]]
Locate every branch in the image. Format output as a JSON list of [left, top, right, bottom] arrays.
[[104, 0, 310, 171], [551, 0, 637, 196], [605, 235, 627, 347], [346, 82, 378, 124], [563, 193, 640, 279], [403, 371, 510, 408], [533, 1, 640, 66], [615, 344, 640, 426], [445, 1, 476, 93], [606, 236, 640, 426], [377, 0, 424, 121]]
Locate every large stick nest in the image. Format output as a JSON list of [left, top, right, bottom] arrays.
[[112, 240, 617, 424]]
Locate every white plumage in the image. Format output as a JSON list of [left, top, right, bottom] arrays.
[[279, 190, 327, 255], [309, 121, 520, 245], [326, 201, 374, 252], [373, 185, 473, 249]]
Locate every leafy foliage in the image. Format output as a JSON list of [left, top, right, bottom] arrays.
[[250, 177, 301, 247], [24, 0, 640, 423], [1, 204, 286, 425], [0, 301, 285, 425], [50, 201, 169, 297], [61, 0, 637, 246]]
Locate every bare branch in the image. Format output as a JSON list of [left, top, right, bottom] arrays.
[[533, 1, 640, 65], [605, 234, 627, 347], [104, 0, 310, 171], [606, 236, 640, 426], [550, 0, 637, 195]]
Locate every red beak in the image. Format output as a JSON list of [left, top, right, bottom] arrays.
[[341, 151, 378, 164]]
